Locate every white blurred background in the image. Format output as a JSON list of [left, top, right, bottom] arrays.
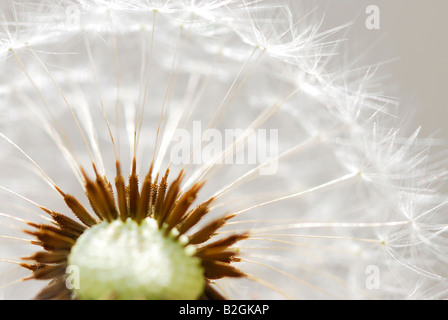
[[321, 0, 448, 152]]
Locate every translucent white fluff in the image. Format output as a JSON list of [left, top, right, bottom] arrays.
[[0, 0, 447, 300]]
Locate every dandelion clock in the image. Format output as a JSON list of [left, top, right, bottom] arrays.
[[0, 0, 447, 300]]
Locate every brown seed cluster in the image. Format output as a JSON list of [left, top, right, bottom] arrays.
[[20, 159, 248, 300]]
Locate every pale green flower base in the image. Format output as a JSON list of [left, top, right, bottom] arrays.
[[68, 218, 205, 300]]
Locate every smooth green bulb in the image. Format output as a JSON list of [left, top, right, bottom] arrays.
[[68, 218, 205, 300]]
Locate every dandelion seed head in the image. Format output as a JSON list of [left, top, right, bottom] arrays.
[[68, 218, 205, 300], [0, 0, 447, 300]]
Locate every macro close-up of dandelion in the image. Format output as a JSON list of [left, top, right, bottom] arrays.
[[0, 0, 447, 301]]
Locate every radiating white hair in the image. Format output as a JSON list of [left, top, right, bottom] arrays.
[[0, 0, 447, 299]]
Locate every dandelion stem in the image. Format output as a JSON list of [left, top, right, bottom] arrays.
[[27, 46, 97, 168], [251, 233, 383, 244], [242, 258, 340, 298], [136, 11, 158, 163], [221, 171, 360, 216], [85, 37, 119, 167], [244, 273, 293, 299], [9, 49, 81, 168], [0, 276, 28, 290], [0, 132, 56, 188], [0, 186, 51, 221], [210, 134, 321, 200], [222, 220, 410, 234], [183, 85, 302, 191], [0, 235, 35, 243], [0, 212, 30, 224], [152, 26, 188, 172]]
